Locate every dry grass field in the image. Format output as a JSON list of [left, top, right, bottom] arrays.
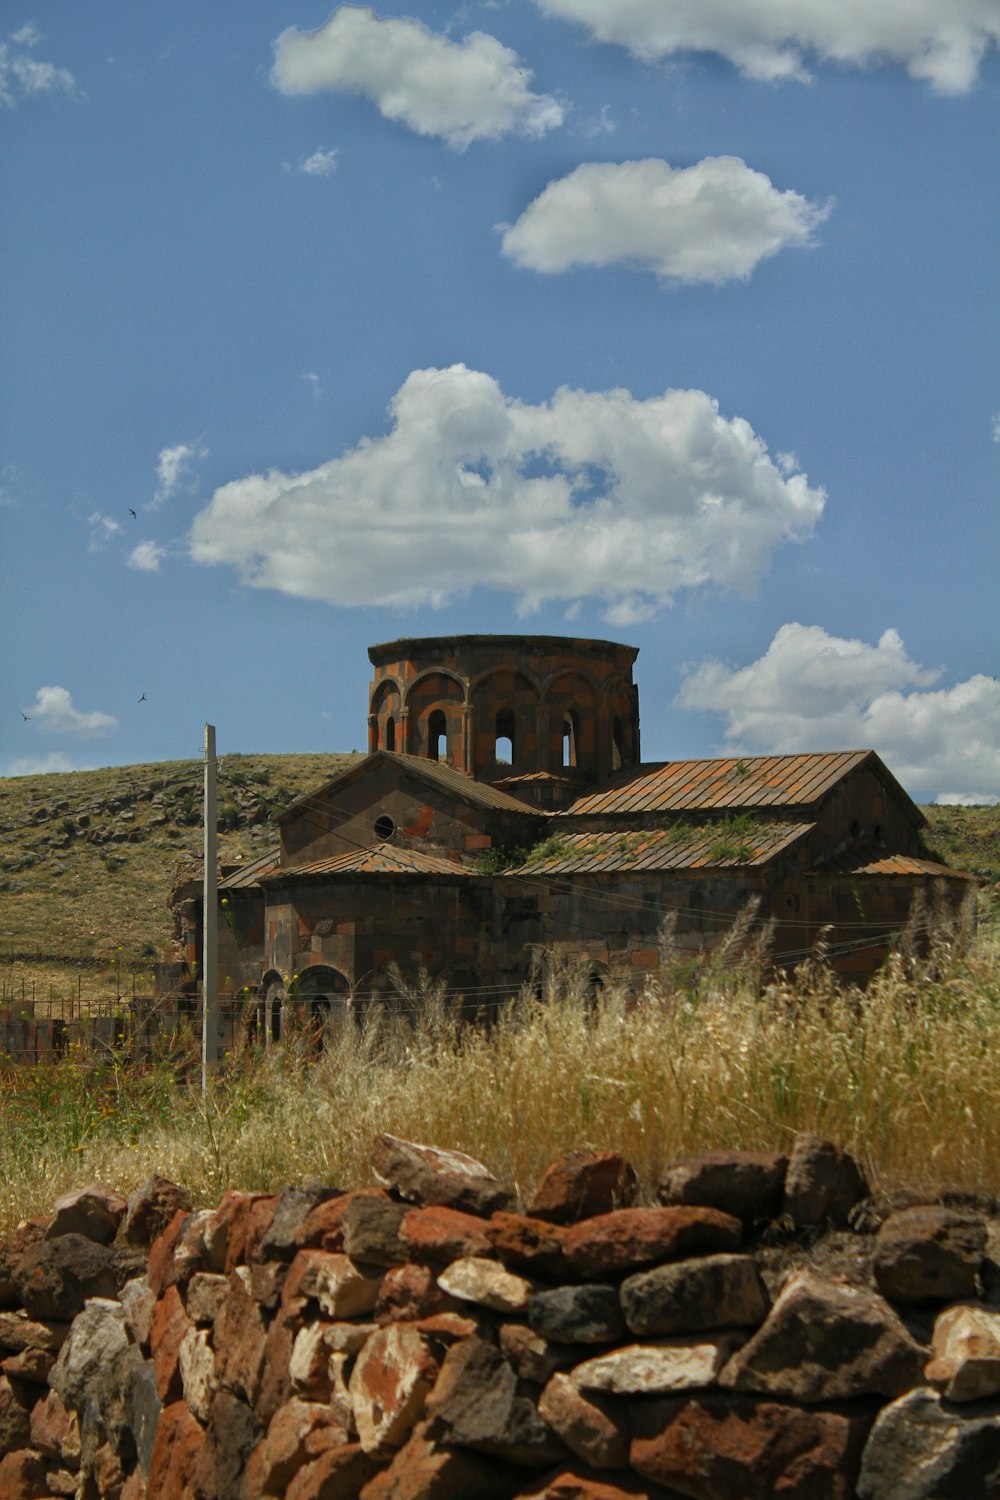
[[0, 756, 997, 1240]]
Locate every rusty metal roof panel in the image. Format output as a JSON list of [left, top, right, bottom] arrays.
[[266, 845, 471, 880], [809, 848, 974, 878], [560, 752, 873, 817], [512, 822, 813, 874]]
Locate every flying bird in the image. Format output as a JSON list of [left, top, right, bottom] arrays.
[[20, 712, 30, 721], [128, 508, 137, 519], [138, 692, 146, 703]]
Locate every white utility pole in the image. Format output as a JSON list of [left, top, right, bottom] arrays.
[[202, 723, 218, 1091]]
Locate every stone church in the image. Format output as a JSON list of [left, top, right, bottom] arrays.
[[173, 634, 972, 1031]]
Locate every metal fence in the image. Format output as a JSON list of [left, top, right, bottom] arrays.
[[0, 992, 248, 1065]]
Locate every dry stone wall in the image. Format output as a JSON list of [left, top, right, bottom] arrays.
[[3, 1137, 1000, 1499]]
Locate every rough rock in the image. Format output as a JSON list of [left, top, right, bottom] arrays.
[[119, 1276, 156, 1348], [184, 1270, 230, 1326], [562, 1206, 741, 1279], [148, 1208, 211, 1295], [782, 1135, 867, 1227], [213, 1272, 268, 1406], [29, 1387, 81, 1464], [925, 1304, 1000, 1402], [0, 1449, 48, 1499], [519, 1468, 677, 1499], [286, 1442, 379, 1500], [572, 1332, 746, 1395], [203, 1190, 275, 1275], [873, 1206, 987, 1305], [178, 1326, 217, 1423], [14, 1233, 118, 1320], [248, 1396, 351, 1495], [371, 1133, 513, 1217], [342, 1196, 409, 1267], [529, 1285, 627, 1345], [437, 1255, 534, 1314], [349, 1324, 440, 1456], [856, 1386, 1000, 1499], [657, 1150, 788, 1223], [401, 1204, 496, 1263], [488, 1212, 569, 1280], [375, 1261, 459, 1325], [537, 1372, 629, 1469], [631, 1392, 872, 1500], [500, 1323, 589, 1385], [45, 1182, 127, 1245], [0, 1309, 70, 1355], [120, 1176, 193, 1248], [257, 1182, 344, 1262], [280, 1249, 383, 1323], [719, 1269, 925, 1402], [620, 1254, 769, 1337], [146, 1400, 206, 1500], [357, 1419, 518, 1498], [528, 1152, 638, 1224], [124, 1356, 162, 1478], [150, 1283, 192, 1403], [295, 1188, 390, 1254], [425, 1334, 567, 1467], [0, 1371, 31, 1451], [194, 1389, 260, 1500]]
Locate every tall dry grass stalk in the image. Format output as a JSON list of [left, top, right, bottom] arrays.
[[2, 899, 997, 1238]]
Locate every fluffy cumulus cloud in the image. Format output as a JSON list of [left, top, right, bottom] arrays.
[[533, 0, 1000, 93], [189, 364, 824, 622], [127, 540, 165, 572], [0, 22, 78, 107], [20, 686, 118, 738], [678, 623, 1000, 803], [502, 157, 830, 284], [272, 6, 564, 148]]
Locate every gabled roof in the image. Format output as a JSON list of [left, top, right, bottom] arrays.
[[263, 844, 470, 881], [809, 847, 975, 879], [278, 750, 539, 822], [560, 751, 924, 823], [513, 822, 813, 875]]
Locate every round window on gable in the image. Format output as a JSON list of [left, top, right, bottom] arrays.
[[374, 814, 395, 841]]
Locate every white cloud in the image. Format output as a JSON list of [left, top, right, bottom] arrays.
[[189, 363, 824, 620], [290, 146, 339, 176], [10, 22, 42, 47], [150, 441, 206, 507], [502, 157, 830, 284], [302, 371, 322, 398], [127, 540, 165, 572], [2, 750, 80, 779], [678, 623, 1000, 804], [992, 411, 1000, 442], [87, 511, 122, 549], [533, 0, 1000, 94], [272, 5, 564, 148], [21, 686, 118, 738], [0, 26, 77, 107]]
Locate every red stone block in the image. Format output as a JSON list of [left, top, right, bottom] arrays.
[[147, 1400, 206, 1500], [150, 1284, 193, 1403], [528, 1153, 637, 1226], [401, 1205, 496, 1263], [563, 1206, 741, 1278]]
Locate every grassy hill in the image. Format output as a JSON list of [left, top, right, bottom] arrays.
[[0, 754, 996, 996], [0, 753, 360, 991]]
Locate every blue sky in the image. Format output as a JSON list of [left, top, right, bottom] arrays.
[[2, 1, 999, 802]]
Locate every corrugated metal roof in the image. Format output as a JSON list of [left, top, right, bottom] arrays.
[[279, 750, 537, 821], [219, 849, 280, 890], [512, 822, 813, 874], [265, 844, 470, 881], [561, 751, 876, 818], [809, 848, 976, 878]]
